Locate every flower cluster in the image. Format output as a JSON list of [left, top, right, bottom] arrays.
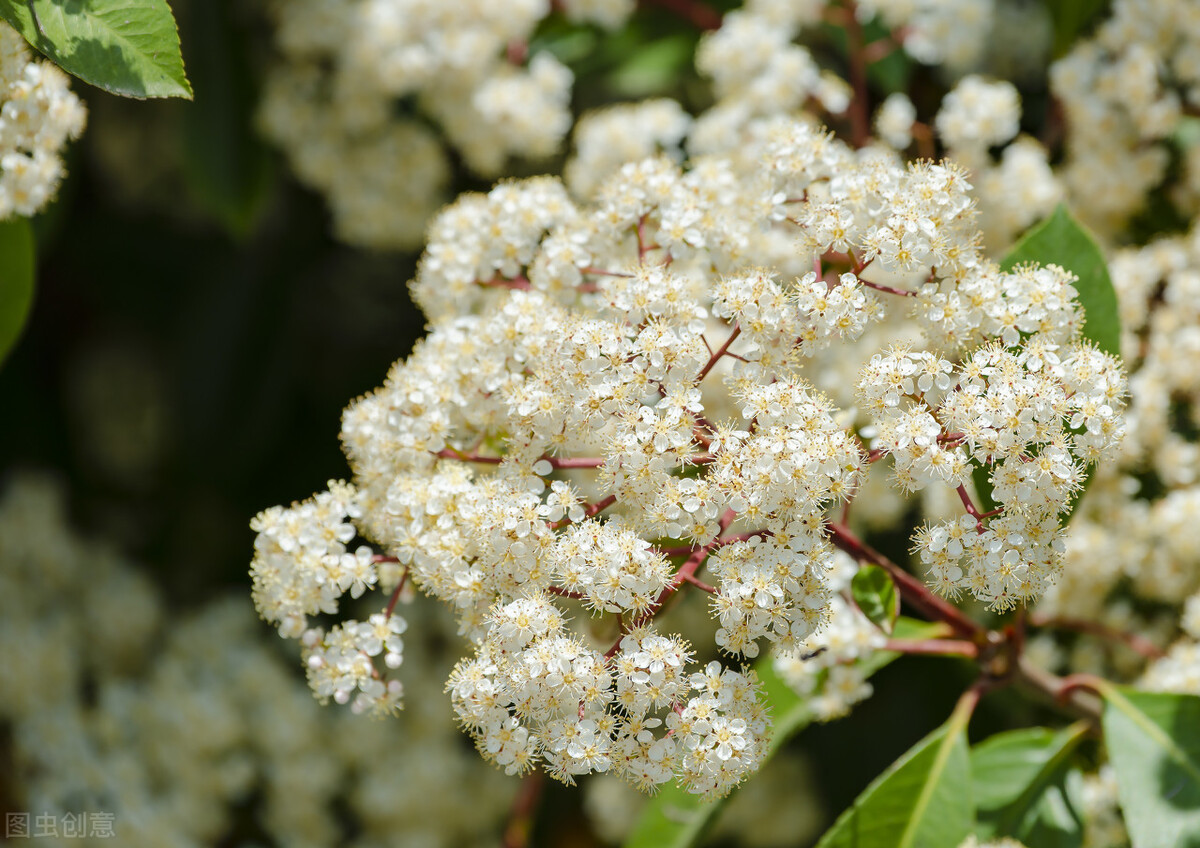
[[867, 278, 1126, 607], [1050, 0, 1200, 236], [1, 475, 513, 848], [251, 104, 1128, 796], [258, 0, 634, 248], [1022, 220, 1200, 699], [0, 24, 86, 219], [772, 552, 888, 721], [448, 596, 769, 795]]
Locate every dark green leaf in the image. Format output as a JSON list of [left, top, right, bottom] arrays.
[[0, 217, 35, 366], [1100, 685, 1200, 848], [0, 0, 192, 99], [1023, 779, 1085, 848], [970, 723, 1087, 840], [851, 564, 899, 635], [815, 695, 974, 848], [623, 618, 943, 848]]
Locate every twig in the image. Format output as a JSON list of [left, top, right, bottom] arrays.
[[860, 278, 917, 297], [695, 324, 741, 383], [886, 638, 978, 658], [1013, 658, 1103, 725], [384, 567, 410, 619], [1030, 614, 1166, 660]]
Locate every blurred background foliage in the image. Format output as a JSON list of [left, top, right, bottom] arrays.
[[0, 0, 1119, 844]]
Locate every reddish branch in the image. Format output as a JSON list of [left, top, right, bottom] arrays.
[[1030, 614, 1166, 660], [1014, 659, 1103, 723], [383, 567, 410, 619], [886, 638, 978, 658], [680, 572, 718, 593], [435, 449, 606, 469], [956, 483, 990, 532], [696, 324, 741, 383], [860, 278, 918, 297]]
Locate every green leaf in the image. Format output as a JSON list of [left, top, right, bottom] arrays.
[[851, 564, 899, 635], [815, 694, 975, 848], [0, 0, 192, 99], [1100, 685, 1200, 848], [1023, 779, 1085, 848], [622, 617, 943, 848], [607, 33, 694, 97], [970, 723, 1088, 840], [0, 217, 35, 366], [972, 205, 1123, 521]]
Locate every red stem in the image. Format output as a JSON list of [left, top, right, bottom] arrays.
[[1030, 614, 1166, 660], [859, 278, 917, 297], [680, 572, 718, 594], [956, 484, 989, 533], [695, 324, 741, 383], [886, 638, 978, 658], [384, 567, 410, 619], [435, 449, 606, 469]]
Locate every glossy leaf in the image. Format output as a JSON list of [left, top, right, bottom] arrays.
[[1022, 779, 1085, 848], [623, 617, 943, 848], [851, 564, 899, 635], [1100, 685, 1200, 848], [971, 723, 1087, 841], [815, 694, 974, 848], [0, 217, 35, 366], [0, 0, 192, 99]]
